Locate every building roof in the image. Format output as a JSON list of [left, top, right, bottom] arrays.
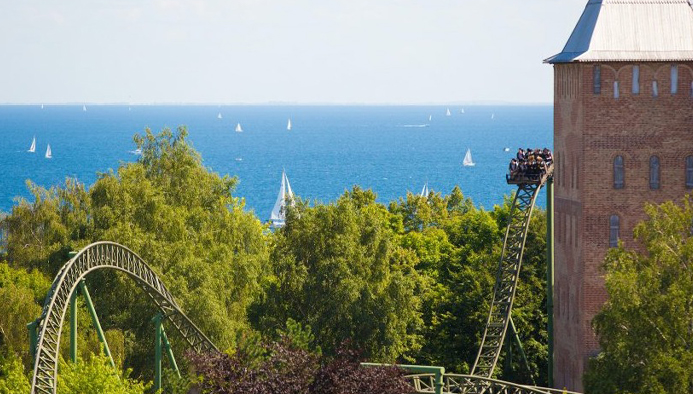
[[545, 0, 693, 63]]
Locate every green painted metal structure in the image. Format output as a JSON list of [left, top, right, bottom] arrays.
[[472, 165, 554, 379], [29, 241, 219, 394]]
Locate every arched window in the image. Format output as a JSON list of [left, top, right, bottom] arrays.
[[650, 156, 660, 189], [686, 156, 693, 188], [593, 65, 601, 94], [613, 155, 624, 189], [632, 65, 640, 94], [671, 65, 679, 94], [609, 215, 620, 248]]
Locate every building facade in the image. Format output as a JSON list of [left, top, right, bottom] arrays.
[[546, 0, 693, 391]]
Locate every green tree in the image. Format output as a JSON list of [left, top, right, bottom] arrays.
[[1, 127, 270, 378], [584, 197, 693, 394], [57, 353, 150, 394], [253, 187, 422, 361]]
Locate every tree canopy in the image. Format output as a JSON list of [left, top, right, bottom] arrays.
[[584, 197, 693, 394]]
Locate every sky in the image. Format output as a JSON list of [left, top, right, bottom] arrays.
[[0, 0, 588, 105]]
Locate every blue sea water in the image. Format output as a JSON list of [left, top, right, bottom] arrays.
[[0, 105, 552, 219]]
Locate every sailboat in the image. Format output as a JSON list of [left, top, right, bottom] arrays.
[[446, 108, 451, 116], [460, 108, 465, 114], [428, 115, 432, 122], [269, 170, 294, 228], [45, 144, 52, 159], [491, 113, 495, 120], [287, 118, 292, 131], [28, 136, 36, 153], [41, 104, 44, 109], [235, 123, 243, 133], [82, 105, 87, 112], [420, 182, 429, 198], [463, 148, 475, 167], [218, 113, 222, 119]]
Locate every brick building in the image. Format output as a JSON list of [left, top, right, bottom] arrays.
[[545, 0, 693, 391]]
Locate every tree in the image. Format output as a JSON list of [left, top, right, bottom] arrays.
[[252, 187, 422, 361], [1, 127, 270, 378], [584, 197, 693, 394]]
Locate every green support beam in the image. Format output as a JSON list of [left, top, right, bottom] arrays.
[[153, 313, 163, 392], [508, 316, 535, 385], [361, 363, 444, 394], [27, 319, 39, 361], [546, 178, 555, 387], [161, 327, 181, 379], [78, 281, 115, 369], [69, 290, 78, 363]]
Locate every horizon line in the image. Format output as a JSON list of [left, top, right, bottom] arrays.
[[0, 100, 552, 106]]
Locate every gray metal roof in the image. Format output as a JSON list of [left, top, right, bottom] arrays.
[[545, 0, 693, 63]]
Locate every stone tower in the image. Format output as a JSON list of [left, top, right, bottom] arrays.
[[545, 0, 693, 391]]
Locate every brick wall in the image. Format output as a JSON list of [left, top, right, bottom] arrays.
[[553, 61, 693, 392]]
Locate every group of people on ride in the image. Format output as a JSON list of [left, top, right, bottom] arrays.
[[508, 147, 553, 181]]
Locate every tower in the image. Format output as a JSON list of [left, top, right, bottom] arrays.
[[545, 0, 693, 390]]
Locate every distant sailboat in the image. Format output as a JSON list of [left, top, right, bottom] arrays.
[[460, 108, 465, 114], [428, 115, 432, 122], [446, 108, 451, 116], [129, 148, 142, 155], [83, 105, 87, 112], [463, 148, 475, 167], [45, 144, 52, 159], [420, 182, 429, 198], [504, 147, 510, 152], [28, 137, 36, 153], [218, 113, 222, 119], [491, 113, 495, 120], [287, 118, 292, 131], [235, 123, 243, 133], [41, 104, 44, 109], [269, 170, 294, 228]]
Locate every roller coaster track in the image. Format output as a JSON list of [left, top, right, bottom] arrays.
[[407, 373, 579, 394], [471, 166, 553, 379], [30, 241, 219, 394]]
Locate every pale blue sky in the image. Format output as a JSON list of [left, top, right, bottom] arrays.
[[0, 0, 586, 104]]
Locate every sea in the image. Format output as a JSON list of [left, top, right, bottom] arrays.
[[0, 105, 553, 220]]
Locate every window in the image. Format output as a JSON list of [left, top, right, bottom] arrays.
[[593, 65, 601, 94], [609, 215, 620, 248], [650, 156, 660, 189], [653, 80, 659, 97], [671, 65, 679, 94], [632, 65, 640, 94], [686, 156, 693, 188], [614, 81, 619, 98], [613, 155, 624, 189]]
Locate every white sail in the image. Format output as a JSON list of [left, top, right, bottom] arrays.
[[460, 108, 465, 114], [45, 144, 52, 159], [428, 115, 432, 121], [269, 170, 294, 227], [83, 105, 86, 112], [287, 118, 292, 131], [218, 113, 222, 119], [235, 123, 243, 133], [28, 137, 36, 153], [41, 104, 44, 109], [463, 148, 475, 167], [491, 113, 495, 120], [446, 108, 451, 116], [420, 182, 429, 198]]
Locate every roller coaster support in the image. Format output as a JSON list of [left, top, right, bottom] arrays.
[[162, 327, 181, 379], [546, 178, 554, 387], [69, 291, 77, 363], [507, 316, 534, 385], [153, 313, 163, 392], [27, 319, 39, 360], [79, 281, 115, 368]]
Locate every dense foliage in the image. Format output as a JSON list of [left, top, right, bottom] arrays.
[[0, 126, 551, 390], [188, 339, 411, 394], [584, 198, 693, 394]]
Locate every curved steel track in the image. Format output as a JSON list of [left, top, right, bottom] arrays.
[[407, 373, 578, 394], [471, 166, 553, 378], [30, 241, 218, 394]]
